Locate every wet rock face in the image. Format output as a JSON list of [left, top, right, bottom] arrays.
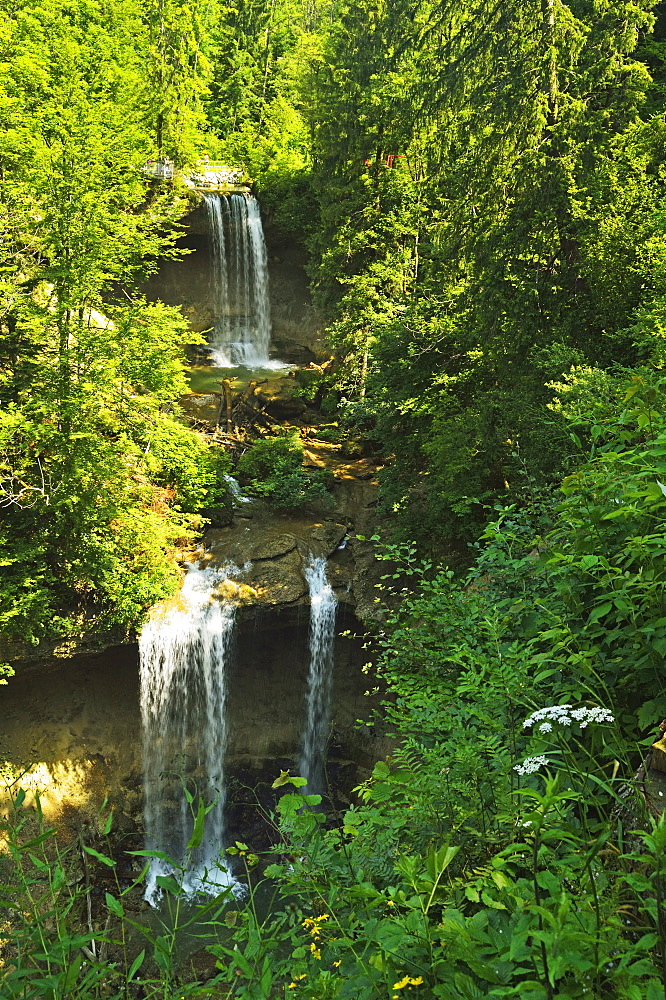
[[206, 519, 346, 564], [247, 533, 298, 560], [182, 441, 385, 623], [246, 559, 307, 604], [0, 617, 387, 829], [202, 517, 348, 614], [310, 522, 348, 552]]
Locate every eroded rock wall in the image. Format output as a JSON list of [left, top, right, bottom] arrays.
[[0, 614, 384, 833]]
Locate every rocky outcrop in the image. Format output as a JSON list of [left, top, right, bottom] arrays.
[[0, 616, 389, 832], [167, 443, 385, 624], [197, 516, 348, 617], [263, 226, 331, 363], [253, 375, 307, 419]]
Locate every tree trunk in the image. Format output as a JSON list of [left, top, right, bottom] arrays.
[[541, 0, 558, 128], [222, 378, 233, 433]]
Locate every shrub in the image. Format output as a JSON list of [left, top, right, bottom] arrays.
[[237, 433, 333, 511], [144, 418, 233, 525]]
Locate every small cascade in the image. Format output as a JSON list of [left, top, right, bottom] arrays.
[[223, 473, 251, 505], [203, 192, 272, 367], [139, 562, 240, 904], [299, 555, 338, 795]]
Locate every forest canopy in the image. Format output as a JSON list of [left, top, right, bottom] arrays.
[[4, 0, 666, 639]]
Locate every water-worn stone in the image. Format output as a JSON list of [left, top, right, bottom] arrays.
[[310, 522, 347, 556], [202, 518, 353, 612], [250, 533, 298, 560], [253, 376, 306, 419], [205, 522, 297, 565], [245, 555, 307, 604]]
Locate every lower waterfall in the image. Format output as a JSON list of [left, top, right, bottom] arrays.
[[300, 555, 338, 795], [139, 562, 239, 904]]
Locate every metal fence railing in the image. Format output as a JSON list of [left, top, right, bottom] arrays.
[[192, 162, 246, 185], [144, 159, 175, 179], [143, 160, 247, 186]]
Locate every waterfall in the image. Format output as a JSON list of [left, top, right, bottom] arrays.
[[203, 192, 272, 367], [139, 561, 240, 903], [205, 193, 229, 357], [299, 556, 338, 795]]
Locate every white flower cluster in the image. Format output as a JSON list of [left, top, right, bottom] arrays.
[[513, 755, 550, 776], [522, 705, 615, 732]]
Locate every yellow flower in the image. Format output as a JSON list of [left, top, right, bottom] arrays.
[[310, 943, 321, 959], [332, 961, 341, 967], [392, 975, 424, 989], [288, 984, 297, 990], [386, 900, 395, 907]]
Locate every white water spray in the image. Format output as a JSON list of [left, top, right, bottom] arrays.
[[203, 192, 272, 367], [139, 562, 241, 904], [299, 556, 338, 795]]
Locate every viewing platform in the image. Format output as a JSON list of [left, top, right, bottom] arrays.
[[144, 159, 250, 191]]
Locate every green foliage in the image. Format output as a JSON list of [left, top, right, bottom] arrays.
[[0, 0, 234, 645], [237, 432, 332, 511], [0, 787, 239, 999], [263, 0, 666, 551], [6, 1, 666, 997], [545, 371, 666, 713], [204, 0, 318, 239], [6, 384, 666, 997], [198, 377, 666, 998], [144, 419, 233, 524]]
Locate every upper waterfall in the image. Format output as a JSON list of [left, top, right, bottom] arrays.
[[203, 192, 272, 367]]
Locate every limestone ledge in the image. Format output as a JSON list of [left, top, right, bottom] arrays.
[[2, 456, 384, 670], [190, 517, 350, 615]]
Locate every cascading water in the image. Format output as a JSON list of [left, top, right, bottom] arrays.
[[203, 192, 272, 367], [205, 192, 229, 356], [299, 555, 338, 795], [139, 561, 240, 904]]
